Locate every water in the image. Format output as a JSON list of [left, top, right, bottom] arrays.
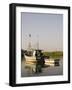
[[21, 58, 63, 77]]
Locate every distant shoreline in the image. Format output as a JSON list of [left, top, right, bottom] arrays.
[[21, 49, 63, 59], [43, 51, 63, 59]]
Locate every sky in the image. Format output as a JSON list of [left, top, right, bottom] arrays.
[[21, 12, 63, 51]]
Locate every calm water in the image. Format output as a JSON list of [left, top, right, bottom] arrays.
[[21, 58, 63, 77]]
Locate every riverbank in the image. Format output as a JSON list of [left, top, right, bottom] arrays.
[[43, 51, 63, 59]]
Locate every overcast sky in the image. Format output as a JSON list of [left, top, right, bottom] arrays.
[[21, 12, 63, 51]]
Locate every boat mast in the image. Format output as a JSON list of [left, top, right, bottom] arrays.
[[28, 34, 32, 51], [37, 35, 39, 50]]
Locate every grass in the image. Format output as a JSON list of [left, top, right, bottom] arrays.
[[43, 51, 63, 59]]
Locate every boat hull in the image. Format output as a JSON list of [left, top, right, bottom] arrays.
[[25, 55, 36, 62]]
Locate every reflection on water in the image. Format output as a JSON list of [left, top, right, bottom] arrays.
[[21, 58, 63, 77]]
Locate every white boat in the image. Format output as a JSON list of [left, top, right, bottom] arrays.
[[25, 55, 36, 62], [24, 50, 36, 62], [45, 58, 60, 66], [45, 59, 54, 66]]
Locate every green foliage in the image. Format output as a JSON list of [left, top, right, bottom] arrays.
[[43, 51, 63, 59]]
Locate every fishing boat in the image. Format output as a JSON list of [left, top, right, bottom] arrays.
[[24, 50, 43, 62], [24, 50, 36, 62], [22, 34, 60, 67]]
